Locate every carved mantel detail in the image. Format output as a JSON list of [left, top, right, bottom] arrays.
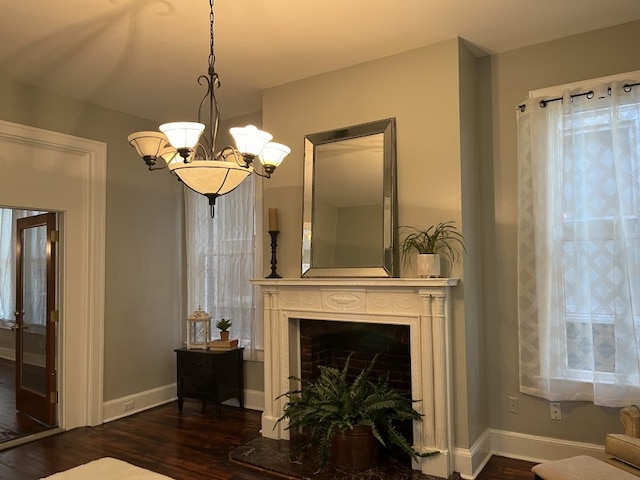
[[251, 278, 458, 478]]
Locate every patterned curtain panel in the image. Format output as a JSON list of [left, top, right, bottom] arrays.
[[184, 175, 256, 354], [517, 80, 640, 407]]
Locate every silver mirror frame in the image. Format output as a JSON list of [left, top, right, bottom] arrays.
[[301, 118, 398, 277]]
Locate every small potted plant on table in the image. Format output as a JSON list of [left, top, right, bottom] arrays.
[[275, 353, 437, 471], [215, 318, 232, 341]]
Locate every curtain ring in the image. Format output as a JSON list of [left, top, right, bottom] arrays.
[[624, 84, 633, 93], [586, 90, 594, 99]]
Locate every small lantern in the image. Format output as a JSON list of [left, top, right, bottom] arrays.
[[186, 307, 212, 349]]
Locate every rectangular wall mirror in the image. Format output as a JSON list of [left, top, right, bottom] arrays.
[[302, 118, 398, 277]]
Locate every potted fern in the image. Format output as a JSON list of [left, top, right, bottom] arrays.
[[399, 221, 465, 277], [275, 353, 436, 471]]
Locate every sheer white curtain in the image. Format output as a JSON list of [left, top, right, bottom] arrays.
[[518, 80, 640, 407], [184, 176, 257, 354], [0, 208, 46, 323], [0, 209, 15, 321]]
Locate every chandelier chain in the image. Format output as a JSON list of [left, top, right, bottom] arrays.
[[197, 0, 220, 159], [209, 0, 216, 79]]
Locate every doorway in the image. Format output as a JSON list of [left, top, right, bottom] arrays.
[[0, 119, 106, 432], [0, 209, 58, 443]]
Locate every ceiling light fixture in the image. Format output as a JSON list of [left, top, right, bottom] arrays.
[[127, 0, 290, 217]]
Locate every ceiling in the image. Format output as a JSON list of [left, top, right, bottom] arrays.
[[2, 0, 640, 124]]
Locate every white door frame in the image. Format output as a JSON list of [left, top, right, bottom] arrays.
[[0, 120, 106, 428]]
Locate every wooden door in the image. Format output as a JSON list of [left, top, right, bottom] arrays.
[[14, 212, 57, 426]]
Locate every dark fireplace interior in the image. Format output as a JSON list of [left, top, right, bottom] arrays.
[[299, 319, 412, 396], [299, 319, 414, 448]]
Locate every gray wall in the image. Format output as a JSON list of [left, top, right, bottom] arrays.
[[483, 19, 640, 444], [0, 78, 183, 402]]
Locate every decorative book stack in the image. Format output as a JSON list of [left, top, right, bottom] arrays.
[[207, 339, 239, 351]]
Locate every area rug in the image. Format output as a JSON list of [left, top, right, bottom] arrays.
[[40, 457, 174, 479], [229, 436, 461, 480]]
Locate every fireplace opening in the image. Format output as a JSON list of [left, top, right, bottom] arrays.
[[298, 319, 413, 446], [299, 320, 411, 392]]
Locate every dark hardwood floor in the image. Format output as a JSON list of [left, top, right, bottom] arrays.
[[477, 455, 537, 480], [0, 399, 537, 479], [0, 358, 52, 443]]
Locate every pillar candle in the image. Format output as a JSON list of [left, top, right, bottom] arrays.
[[268, 208, 279, 231]]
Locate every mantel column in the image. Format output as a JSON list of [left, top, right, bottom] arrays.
[[416, 288, 454, 477], [260, 288, 285, 439]]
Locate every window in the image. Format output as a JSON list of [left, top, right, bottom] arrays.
[[517, 72, 640, 407], [184, 175, 262, 358]]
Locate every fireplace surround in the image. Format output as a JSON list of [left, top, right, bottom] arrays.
[[251, 278, 458, 478]]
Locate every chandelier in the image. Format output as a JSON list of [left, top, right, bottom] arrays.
[[127, 0, 290, 217]]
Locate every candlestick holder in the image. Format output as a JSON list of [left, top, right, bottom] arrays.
[[267, 230, 281, 278]]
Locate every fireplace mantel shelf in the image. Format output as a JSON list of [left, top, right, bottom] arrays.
[[252, 277, 458, 288], [253, 277, 458, 478]]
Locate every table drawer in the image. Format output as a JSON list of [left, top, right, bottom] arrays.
[[180, 376, 215, 395], [178, 353, 214, 376]]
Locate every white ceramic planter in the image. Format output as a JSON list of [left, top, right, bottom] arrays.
[[416, 253, 441, 277]]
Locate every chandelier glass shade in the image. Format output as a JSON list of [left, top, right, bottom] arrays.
[[126, 0, 289, 217], [259, 142, 291, 173], [230, 125, 272, 156], [159, 122, 205, 156], [168, 159, 252, 205]]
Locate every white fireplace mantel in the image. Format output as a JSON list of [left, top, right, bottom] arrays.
[[251, 278, 458, 478]]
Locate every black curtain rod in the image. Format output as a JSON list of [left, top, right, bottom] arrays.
[[518, 81, 640, 112]]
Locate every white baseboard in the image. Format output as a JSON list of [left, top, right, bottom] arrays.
[[102, 385, 265, 423], [454, 428, 492, 479], [243, 388, 264, 411], [488, 428, 606, 463], [453, 428, 606, 479], [0, 348, 45, 367], [103, 384, 177, 422], [0, 347, 15, 361]]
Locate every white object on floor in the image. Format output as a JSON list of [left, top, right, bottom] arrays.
[[532, 454, 638, 479], [40, 457, 174, 480]]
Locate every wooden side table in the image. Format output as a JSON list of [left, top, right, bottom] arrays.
[[175, 347, 244, 415]]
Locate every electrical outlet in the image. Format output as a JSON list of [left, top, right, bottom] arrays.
[[508, 396, 519, 414], [123, 401, 135, 412], [550, 402, 561, 420]]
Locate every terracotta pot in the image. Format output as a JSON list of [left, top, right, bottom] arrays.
[[416, 253, 441, 277], [329, 425, 379, 470], [220, 330, 230, 341]]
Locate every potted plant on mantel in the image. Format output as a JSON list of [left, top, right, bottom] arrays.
[[275, 353, 437, 472], [215, 318, 232, 341], [399, 221, 466, 278]]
